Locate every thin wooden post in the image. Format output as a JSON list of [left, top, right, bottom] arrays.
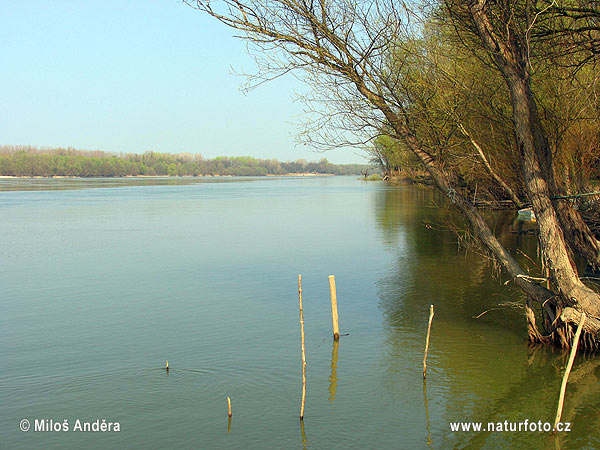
[[227, 396, 232, 417], [298, 274, 307, 420], [328, 275, 340, 340], [423, 305, 434, 379], [554, 312, 586, 430]]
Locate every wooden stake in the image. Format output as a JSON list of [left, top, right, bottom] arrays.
[[298, 274, 307, 420], [227, 396, 232, 417], [423, 305, 434, 379], [554, 312, 586, 430], [328, 275, 340, 340]]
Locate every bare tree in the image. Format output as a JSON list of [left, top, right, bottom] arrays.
[[186, 0, 600, 347]]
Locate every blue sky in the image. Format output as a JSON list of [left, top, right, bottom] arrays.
[[0, 1, 367, 164]]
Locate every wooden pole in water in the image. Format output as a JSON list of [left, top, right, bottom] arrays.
[[554, 312, 586, 430], [328, 275, 340, 340], [423, 305, 434, 379], [298, 274, 307, 420], [227, 396, 232, 417], [165, 360, 169, 372]]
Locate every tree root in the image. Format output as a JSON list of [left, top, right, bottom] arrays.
[[528, 303, 600, 351], [526, 301, 548, 344]]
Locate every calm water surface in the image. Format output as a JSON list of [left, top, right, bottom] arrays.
[[1, 176, 599, 449]]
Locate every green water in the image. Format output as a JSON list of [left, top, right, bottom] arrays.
[[1, 176, 598, 449]]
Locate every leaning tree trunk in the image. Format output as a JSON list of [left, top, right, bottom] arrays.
[[554, 201, 600, 271], [468, 0, 600, 347], [354, 72, 569, 342]]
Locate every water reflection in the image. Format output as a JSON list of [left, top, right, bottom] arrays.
[[423, 380, 432, 448], [0, 176, 263, 192], [300, 419, 308, 450], [373, 184, 600, 449], [450, 346, 600, 449], [329, 339, 339, 403], [2, 177, 597, 449]]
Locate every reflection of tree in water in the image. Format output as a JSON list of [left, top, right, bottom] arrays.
[[373, 185, 536, 332], [445, 346, 600, 450], [374, 184, 444, 249], [373, 186, 600, 449]]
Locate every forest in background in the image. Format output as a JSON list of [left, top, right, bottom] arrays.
[[0, 146, 371, 177]]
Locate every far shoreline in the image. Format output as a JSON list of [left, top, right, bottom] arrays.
[[0, 173, 338, 179]]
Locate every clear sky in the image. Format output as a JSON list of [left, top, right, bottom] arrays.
[[0, 1, 367, 164]]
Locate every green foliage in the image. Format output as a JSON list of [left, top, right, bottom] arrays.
[[0, 146, 372, 177], [363, 174, 383, 181], [367, 135, 422, 178], [367, 7, 600, 197]]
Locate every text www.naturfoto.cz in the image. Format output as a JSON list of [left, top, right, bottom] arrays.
[[450, 420, 571, 433]]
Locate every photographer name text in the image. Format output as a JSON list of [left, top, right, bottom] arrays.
[[20, 418, 120, 433]]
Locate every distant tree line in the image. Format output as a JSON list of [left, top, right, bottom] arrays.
[[0, 146, 371, 177]]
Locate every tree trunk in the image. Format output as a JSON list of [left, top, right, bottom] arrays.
[[554, 201, 600, 271], [354, 74, 560, 319], [467, 0, 600, 344]]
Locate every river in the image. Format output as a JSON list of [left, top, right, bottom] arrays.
[[1, 176, 598, 449]]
